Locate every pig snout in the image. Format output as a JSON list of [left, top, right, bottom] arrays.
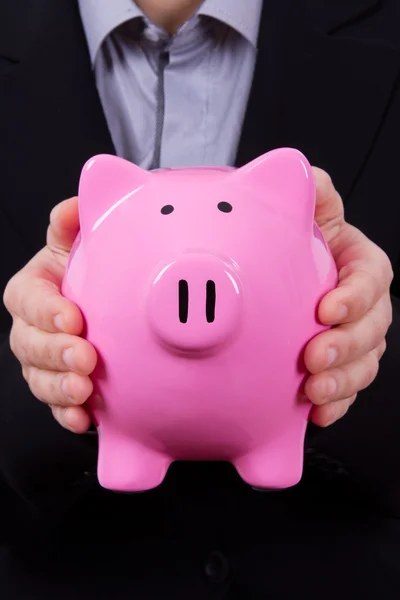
[[146, 254, 242, 352]]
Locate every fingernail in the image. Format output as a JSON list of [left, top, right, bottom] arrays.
[[54, 314, 65, 331], [63, 347, 75, 370], [326, 347, 338, 367]]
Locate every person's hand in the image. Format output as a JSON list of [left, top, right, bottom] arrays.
[[304, 169, 393, 427], [3, 197, 97, 433]]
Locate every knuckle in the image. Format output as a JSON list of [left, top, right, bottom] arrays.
[[22, 365, 31, 383], [388, 264, 394, 285], [20, 334, 32, 362], [384, 296, 394, 329], [377, 339, 387, 359], [26, 367, 42, 400], [9, 320, 30, 362], [341, 366, 355, 396], [316, 168, 333, 191], [370, 313, 388, 347], [32, 288, 54, 330], [348, 295, 369, 320], [27, 334, 42, 367], [363, 354, 379, 388], [348, 393, 358, 406], [3, 273, 20, 313], [9, 327, 19, 357], [2, 284, 12, 313], [29, 369, 59, 405], [47, 374, 60, 401], [45, 223, 53, 245], [381, 253, 394, 285], [386, 265, 394, 286], [27, 330, 62, 370], [42, 338, 58, 366], [344, 332, 362, 363], [336, 401, 351, 420], [41, 288, 59, 317], [387, 309, 393, 330], [369, 353, 380, 379]]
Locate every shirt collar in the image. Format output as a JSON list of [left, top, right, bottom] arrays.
[[78, 0, 263, 65], [200, 0, 263, 47]]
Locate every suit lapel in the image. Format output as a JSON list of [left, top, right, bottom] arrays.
[[236, 0, 400, 203], [2, 0, 400, 246]]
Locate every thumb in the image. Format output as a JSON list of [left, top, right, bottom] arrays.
[[312, 167, 345, 244], [47, 196, 80, 253]]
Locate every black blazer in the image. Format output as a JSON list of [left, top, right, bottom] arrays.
[[1, 2, 400, 598], [0, 0, 400, 531]]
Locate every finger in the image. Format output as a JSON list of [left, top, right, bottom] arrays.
[[47, 197, 80, 254], [375, 339, 387, 360], [319, 257, 393, 325], [4, 270, 84, 334], [51, 405, 92, 434], [305, 351, 379, 406], [310, 394, 357, 428], [305, 296, 391, 373], [11, 319, 96, 374], [23, 365, 93, 407], [312, 168, 344, 242]]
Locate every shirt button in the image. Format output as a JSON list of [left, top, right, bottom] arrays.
[[204, 550, 230, 583]]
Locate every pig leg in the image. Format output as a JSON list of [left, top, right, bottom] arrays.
[[233, 425, 307, 490], [97, 429, 171, 492]]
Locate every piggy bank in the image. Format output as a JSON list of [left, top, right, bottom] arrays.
[[62, 148, 337, 493]]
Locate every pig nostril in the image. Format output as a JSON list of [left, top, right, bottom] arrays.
[[178, 280, 189, 323], [206, 280, 216, 323]]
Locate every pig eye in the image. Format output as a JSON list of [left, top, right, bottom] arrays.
[[161, 205, 174, 215], [218, 201, 232, 213]]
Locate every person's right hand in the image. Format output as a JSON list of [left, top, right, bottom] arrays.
[[3, 197, 97, 433]]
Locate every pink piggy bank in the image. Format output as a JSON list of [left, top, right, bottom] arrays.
[[62, 148, 337, 493]]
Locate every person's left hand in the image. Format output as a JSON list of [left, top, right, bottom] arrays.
[[303, 168, 393, 427]]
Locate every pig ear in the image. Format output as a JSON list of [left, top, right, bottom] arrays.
[[78, 154, 150, 240], [234, 148, 316, 230]]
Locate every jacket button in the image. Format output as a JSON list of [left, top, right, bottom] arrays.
[[204, 550, 230, 583]]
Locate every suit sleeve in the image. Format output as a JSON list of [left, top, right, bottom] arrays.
[[0, 336, 98, 513], [307, 289, 400, 517], [0, 207, 98, 526]]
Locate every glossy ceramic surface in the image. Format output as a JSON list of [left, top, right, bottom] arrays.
[[62, 148, 338, 492]]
